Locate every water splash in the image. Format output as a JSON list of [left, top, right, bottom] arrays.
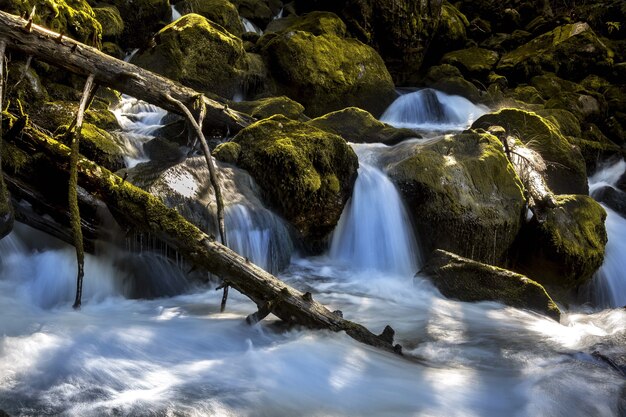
[[380, 88, 488, 131], [330, 146, 420, 276], [170, 4, 182, 21], [241, 17, 263, 35]]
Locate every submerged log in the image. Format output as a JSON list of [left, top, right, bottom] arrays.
[[4, 117, 401, 354], [0, 10, 255, 133]]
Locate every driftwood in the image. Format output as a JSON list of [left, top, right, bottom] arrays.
[[0, 10, 255, 133], [3, 117, 401, 354]]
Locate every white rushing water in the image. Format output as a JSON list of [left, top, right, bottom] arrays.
[[380, 88, 488, 131], [589, 159, 626, 308], [330, 145, 420, 276], [240, 17, 263, 36], [170, 4, 182, 22], [1, 93, 625, 416]]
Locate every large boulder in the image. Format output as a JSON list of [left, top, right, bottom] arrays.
[[472, 108, 588, 195], [103, 0, 170, 49], [513, 195, 607, 296], [92, 5, 124, 40], [132, 14, 249, 98], [497, 22, 613, 83], [0, 0, 101, 45], [260, 12, 396, 117], [307, 107, 417, 145], [213, 115, 359, 250], [421, 249, 560, 320], [230, 96, 306, 121], [175, 0, 244, 37], [440, 47, 500, 81], [387, 130, 526, 265], [293, 0, 442, 85]]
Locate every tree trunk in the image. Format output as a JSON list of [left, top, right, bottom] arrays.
[[0, 10, 255, 133], [3, 116, 402, 355]]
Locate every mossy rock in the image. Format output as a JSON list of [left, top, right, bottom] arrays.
[[440, 47, 499, 80], [510, 85, 545, 105], [223, 114, 358, 249], [5, 61, 49, 111], [57, 122, 125, 171], [570, 124, 622, 171], [132, 14, 249, 98], [229, 0, 272, 28], [230, 96, 306, 121], [544, 91, 605, 124], [593, 186, 626, 219], [261, 22, 396, 117], [421, 249, 560, 320], [307, 107, 417, 145], [293, 0, 442, 85], [455, 0, 550, 32], [212, 141, 241, 164], [143, 137, 184, 163], [472, 108, 588, 195], [429, 1, 468, 56], [514, 195, 607, 296], [530, 72, 581, 99], [30, 100, 120, 133], [265, 11, 347, 37], [0, 0, 102, 45], [175, 0, 244, 37], [497, 22, 613, 82], [101, 41, 124, 59], [480, 30, 533, 54], [388, 130, 525, 265], [536, 108, 582, 137], [93, 5, 124, 38], [105, 0, 170, 48], [421, 65, 483, 103]]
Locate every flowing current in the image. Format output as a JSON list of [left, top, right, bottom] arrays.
[[1, 91, 625, 416]]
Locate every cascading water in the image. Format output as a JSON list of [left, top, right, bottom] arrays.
[[2, 87, 626, 416], [241, 17, 263, 35], [380, 88, 488, 131], [588, 159, 626, 308], [330, 145, 420, 276], [170, 4, 182, 21]]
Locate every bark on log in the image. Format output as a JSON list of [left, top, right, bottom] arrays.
[[0, 10, 255, 133], [4, 117, 401, 355]]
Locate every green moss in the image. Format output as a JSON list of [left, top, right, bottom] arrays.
[[132, 14, 248, 98], [435, 1, 468, 49], [441, 47, 499, 79], [0, 0, 102, 45], [498, 23, 612, 82], [472, 108, 588, 195], [422, 250, 561, 320], [230, 115, 358, 246], [176, 0, 244, 37], [536, 109, 582, 137], [388, 130, 525, 265], [93, 5, 124, 38], [511, 85, 545, 105], [265, 11, 347, 37], [58, 122, 124, 171], [261, 28, 396, 117], [230, 96, 306, 121], [307, 107, 416, 145], [213, 141, 241, 164]]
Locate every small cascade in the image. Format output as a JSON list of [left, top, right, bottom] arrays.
[[171, 4, 182, 21], [241, 17, 263, 35], [273, 8, 284, 20], [380, 88, 488, 131], [111, 97, 168, 167], [225, 204, 293, 273], [589, 159, 626, 308], [330, 148, 420, 276]]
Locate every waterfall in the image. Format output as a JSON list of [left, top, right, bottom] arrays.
[[380, 88, 488, 131], [241, 17, 263, 35], [330, 147, 420, 276], [171, 4, 182, 21], [589, 159, 626, 308], [225, 204, 293, 273]]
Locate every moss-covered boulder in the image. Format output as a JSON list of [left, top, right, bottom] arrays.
[[429, 1, 468, 57], [30, 100, 120, 133], [59, 123, 125, 171], [544, 92, 605, 124], [441, 47, 500, 80], [422, 64, 483, 103], [229, 0, 273, 28], [230, 96, 306, 121], [514, 195, 607, 296], [387, 130, 525, 265], [260, 14, 396, 117], [510, 85, 545, 105], [105, 0, 170, 48], [265, 11, 346, 37], [307, 107, 417, 145], [293, 0, 442, 85], [456, 0, 552, 32], [132, 14, 249, 98], [421, 249, 560, 320], [175, 0, 244, 37], [593, 186, 626, 218], [530, 72, 582, 99], [214, 115, 358, 249], [497, 22, 613, 82], [472, 108, 588, 195], [0, 0, 101, 45], [93, 5, 124, 39]]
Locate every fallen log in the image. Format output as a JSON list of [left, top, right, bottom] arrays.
[[4, 115, 401, 354], [0, 10, 255, 133]]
